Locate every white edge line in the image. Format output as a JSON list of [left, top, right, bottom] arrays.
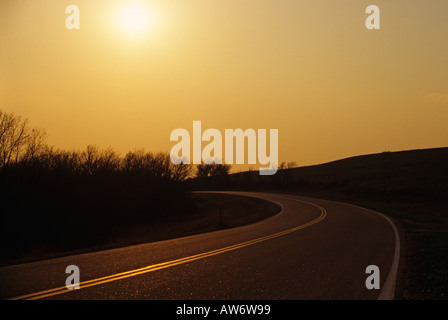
[[368, 208, 400, 300], [331, 201, 401, 300]]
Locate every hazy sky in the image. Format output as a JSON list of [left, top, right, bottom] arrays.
[[1, 0, 447, 170]]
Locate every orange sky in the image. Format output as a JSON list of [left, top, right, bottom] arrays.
[[1, 0, 447, 171]]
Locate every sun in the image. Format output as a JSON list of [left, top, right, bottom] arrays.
[[118, 3, 153, 35]]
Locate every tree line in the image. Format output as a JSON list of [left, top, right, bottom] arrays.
[[0, 109, 231, 179]]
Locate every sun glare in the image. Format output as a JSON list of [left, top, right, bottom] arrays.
[[118, 3, 153, 35]]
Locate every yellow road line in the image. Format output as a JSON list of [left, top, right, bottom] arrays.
[[10, 199, 326, 300]]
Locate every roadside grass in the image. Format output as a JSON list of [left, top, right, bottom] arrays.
[[0, 193, 281, 267], [402, 228, 448, 300]]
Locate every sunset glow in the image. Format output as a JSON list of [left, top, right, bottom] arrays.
[[0, 0, 447, 171]]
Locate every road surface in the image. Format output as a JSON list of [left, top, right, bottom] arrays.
[[0, 192, 399, 300]]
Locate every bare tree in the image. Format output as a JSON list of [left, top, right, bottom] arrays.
[[122, 150, 192, 182], [99, 147, 121, 173], [52, 148, 81, 173], [80, 145, 100, 175], [122, 149, 147, 174], [23, 127, 47, 164], [169, 159, 193, 182], [278, 162, 287, 171], [0, 110, 31, 169], [287, 161, 297, 169], [80, 145, 120, 175]]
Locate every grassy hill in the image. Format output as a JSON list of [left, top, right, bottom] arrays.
[[287, 147, 447, 205]]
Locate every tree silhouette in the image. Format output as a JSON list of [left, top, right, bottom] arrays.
[[0, 110, 31, 169], [196, 162, 231, 178]]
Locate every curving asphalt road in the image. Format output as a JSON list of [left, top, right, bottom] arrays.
[[0, 191, 399, 300]]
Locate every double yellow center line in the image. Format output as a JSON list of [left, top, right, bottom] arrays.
[[10, 199, 326, 300]]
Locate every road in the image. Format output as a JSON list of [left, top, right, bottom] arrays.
[[0, 191, 399, 300]]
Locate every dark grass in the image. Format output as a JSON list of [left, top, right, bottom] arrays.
[[402, 230, 448, 300], [0, 192, 281, 267], [191, 193, 281, 229]]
